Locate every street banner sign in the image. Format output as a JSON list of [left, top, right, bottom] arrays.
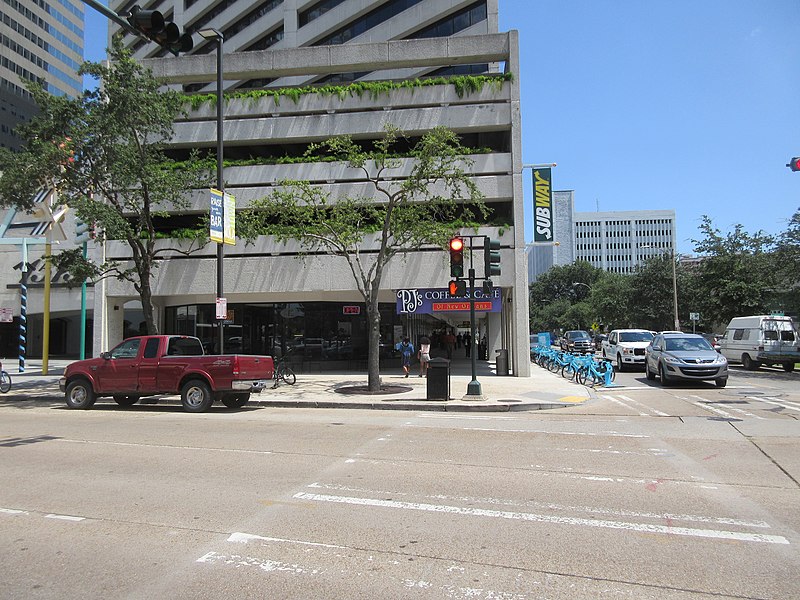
[[216, 297, 227, 320], [533, 167, 553, 242], [210, 188, 236, 245]]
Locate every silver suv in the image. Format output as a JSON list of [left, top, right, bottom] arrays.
[[646, 333, 728, 387], [560, 330, 594, 354]]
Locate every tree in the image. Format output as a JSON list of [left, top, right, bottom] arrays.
[[774, 207, 800, 316], [528, 261, 607, 332], [0, 38, 212, 335], [691, 216, 777, 326], [236, 125, 487, 391]]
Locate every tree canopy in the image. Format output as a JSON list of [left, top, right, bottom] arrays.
[[0, 38, 213, 334]]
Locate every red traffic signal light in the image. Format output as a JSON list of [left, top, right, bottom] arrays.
[[788, 157, 800, 172], [449, 280, 467, 297], [449, 237, 464, 277]]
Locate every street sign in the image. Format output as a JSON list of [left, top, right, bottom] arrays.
[[216, 297, 227, 320], [689, 312, 700, 321]]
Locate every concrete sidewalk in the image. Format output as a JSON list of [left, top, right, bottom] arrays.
[[0, 357, 593, 412]]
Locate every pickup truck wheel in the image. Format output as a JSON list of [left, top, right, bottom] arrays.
[[113, 395, 139, 407], [783, 363, 795, 373], [222, 394, 250, 408], [65, 379, 96, 409], [181, 380, 214, 413], [617, 354, 626, 372]]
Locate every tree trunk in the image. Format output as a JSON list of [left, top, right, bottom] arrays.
[[139, 280, 159, 335], [366, 299, 382, 391]]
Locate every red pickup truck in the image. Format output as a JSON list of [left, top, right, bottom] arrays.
[[59, 335, 274, 413]]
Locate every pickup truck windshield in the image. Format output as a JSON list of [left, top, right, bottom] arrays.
[[620, 332, 654, 342]]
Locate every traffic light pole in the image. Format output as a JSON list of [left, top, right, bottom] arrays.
[[466, 266, 481, 397]]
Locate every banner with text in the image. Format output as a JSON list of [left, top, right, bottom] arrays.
[[210, 188, 236, 245], [533, 167, 554, 242], [396, 287, 501, 315]]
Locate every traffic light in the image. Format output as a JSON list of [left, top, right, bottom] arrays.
[[788, 157, 800, 172], [449, 280, 467, 297], [484, 238, 501, 277], [75, 217, 94, 246], [127, 5, 193, 55], [449, 237, 464, 278]]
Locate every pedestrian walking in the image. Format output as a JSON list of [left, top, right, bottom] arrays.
[[456, 332, 463, 349], [464, 332, 472, 357], [396, 337, 415, 377], [444, 330, 456, 360], [418, 335, 431, 377]]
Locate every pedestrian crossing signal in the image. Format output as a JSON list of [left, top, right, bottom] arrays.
[[449, 280, 467, 297]]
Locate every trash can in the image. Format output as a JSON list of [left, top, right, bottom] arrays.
[[426, 357, 450, 400], [495, 348, 508, 376]]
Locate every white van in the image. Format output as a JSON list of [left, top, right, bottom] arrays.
[[719, 315, 799, 372]]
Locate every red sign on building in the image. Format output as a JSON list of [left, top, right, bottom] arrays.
[[343, 305, 361, 315]]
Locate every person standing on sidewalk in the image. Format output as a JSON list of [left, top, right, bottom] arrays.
[[418, 335, 431, 377], [443, 330, 456, 360]]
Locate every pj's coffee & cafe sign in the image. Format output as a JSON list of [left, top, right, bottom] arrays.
[[396, 287, 501, 315]]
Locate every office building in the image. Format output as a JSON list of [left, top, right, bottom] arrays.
[[527, 191, 676, 281], [0, 0, 84, 150], [1, 1, 533, 376]]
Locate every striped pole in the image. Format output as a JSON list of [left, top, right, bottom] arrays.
[[19, 266, 27, 373]]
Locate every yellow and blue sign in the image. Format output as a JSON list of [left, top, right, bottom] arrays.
[[210, 188, 236, 245]]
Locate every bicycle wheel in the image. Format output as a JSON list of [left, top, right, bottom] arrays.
[[575, 367, 588, 386], [0, 371, 10, 393], [280, 366, 296, 385]]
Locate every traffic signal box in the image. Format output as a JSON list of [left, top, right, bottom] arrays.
[[788, 157, 800, 172], [449, 237, 464, 278], [484, 238, 501, 277], [127, 5, 193, 55]]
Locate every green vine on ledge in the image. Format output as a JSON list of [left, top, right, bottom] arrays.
[[183, 72, 514, 110]]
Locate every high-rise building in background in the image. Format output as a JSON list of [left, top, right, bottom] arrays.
[[0, 0, 84, 150], [527, 192, 676, 281]]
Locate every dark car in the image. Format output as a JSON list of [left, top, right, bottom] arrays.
[[593, 333, 607, 351], [560, 330, 594, 354]]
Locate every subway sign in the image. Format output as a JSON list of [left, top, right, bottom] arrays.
[[396, 287, 501, 315], [533, 167, 553, 242]]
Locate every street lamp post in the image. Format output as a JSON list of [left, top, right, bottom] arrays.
[[199, 28, 225, 354]]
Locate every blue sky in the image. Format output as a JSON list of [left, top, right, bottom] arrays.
[[84, 1, 800, 254]]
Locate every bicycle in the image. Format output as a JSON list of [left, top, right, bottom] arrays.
[[576, 357, 615, 387], [272, 356, 296, 388], [0, 362, 11, 394]]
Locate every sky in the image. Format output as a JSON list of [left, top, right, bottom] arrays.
[[83, 1, 800, 254]]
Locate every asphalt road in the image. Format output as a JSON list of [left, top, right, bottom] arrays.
[[1, 366, 798, 599]]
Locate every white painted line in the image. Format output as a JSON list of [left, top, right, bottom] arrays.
[[293, 492, 789, 545], [45, 514, 85, 521], [415, 414, 518, 420], [691, 401, 737, 420], [727, 406, 765, 420], [0, 508, 28, 515], [306, 482, 770, 528], [197, 551, 315, 573], [747, 396, 800, 413], [601, 395, 649, 416], [228, 531, 347, 549], [618, 394, 669, 417], [406, 424, 649, 438], [552, 446, 669, 457]]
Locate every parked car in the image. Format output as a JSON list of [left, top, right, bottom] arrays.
[[646, 333, 728, 387], [560, 330, 594, 354], [602, 329, 654, 371], [719, 315, 799, 372], [593, 334, 607, 351]]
